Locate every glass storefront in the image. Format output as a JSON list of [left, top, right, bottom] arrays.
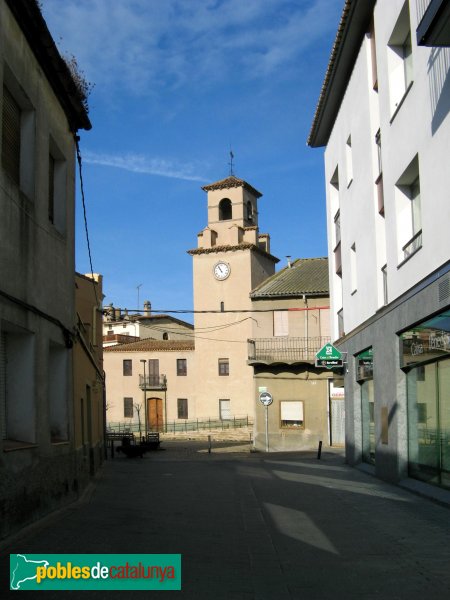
[[357, 348, 375, 465], [402, 310, 450, 489], [361, 379, 375, 464]]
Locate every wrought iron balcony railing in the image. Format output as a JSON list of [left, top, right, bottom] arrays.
[[139, 374, 167, 390], [248, 336, 331, 364]]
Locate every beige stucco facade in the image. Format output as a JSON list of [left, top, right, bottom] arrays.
[[249, 260, 344, 451], [73, 274, 105, 476], [0, 0, 91, 538], [104, 342, 196, 429], [189, 177, 278, 419]]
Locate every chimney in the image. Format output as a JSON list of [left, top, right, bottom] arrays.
[[143, 300, 151, 316], [286, 256, 292, 268], [114, 308, 121, 321], [106, 303, 114, 321]]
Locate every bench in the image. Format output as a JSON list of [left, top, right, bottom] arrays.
[[106, 431, 135, 444], [140, 432, 160, 451]]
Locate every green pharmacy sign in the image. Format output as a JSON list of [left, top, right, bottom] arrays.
[[315, 343, 343, 369]]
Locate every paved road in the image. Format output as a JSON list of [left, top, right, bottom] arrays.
[[2, 441, 450, 599]]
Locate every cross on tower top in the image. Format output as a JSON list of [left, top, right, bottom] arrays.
[[228, 150, 234, 177]]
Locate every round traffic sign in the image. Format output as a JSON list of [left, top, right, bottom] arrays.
[[259, 392, 273, 406]]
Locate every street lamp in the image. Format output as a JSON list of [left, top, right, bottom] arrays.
[[140, 359, 148, 439]]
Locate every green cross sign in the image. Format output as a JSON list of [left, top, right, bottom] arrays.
[[315, 343, 343, 369]]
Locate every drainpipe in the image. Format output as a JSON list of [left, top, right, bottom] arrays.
[[304, 294, 309, 358]]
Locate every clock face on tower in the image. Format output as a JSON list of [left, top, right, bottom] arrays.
[[213, 261, 231, 280]]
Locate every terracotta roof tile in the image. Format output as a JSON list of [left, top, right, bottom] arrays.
[[104, 339, 195, 353], [201, 176, 262, 198]]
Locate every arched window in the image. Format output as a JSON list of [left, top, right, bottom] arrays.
[[162, 332, 169, 340], [219, 198, 232, 221], [246, 201, 253, 222]]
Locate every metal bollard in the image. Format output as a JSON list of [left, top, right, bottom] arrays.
[[208, 435, 211, 454], [317, 440, 322, 460]]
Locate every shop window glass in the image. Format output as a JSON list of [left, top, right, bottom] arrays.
[[361, 379, 375, 465]]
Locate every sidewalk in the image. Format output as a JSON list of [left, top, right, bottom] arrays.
[[2, 442, 450, 599]]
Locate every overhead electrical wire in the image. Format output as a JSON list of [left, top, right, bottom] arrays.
[[135, 317, 259, 344], [105, 306, 330, 315], [75, 135, 99, 308], [137, 317, 259, 334]]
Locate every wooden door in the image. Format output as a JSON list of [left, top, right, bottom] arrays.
[[148, 397, 163, 431]]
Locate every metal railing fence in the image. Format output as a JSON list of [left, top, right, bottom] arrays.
[[107, 414, 252, 434]]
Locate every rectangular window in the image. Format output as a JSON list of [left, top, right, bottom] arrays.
[[329, 165, 340, 219], [346, 135, 353, 186], [396, 155, 422, 262], [382, 264, 388, 305], [377, 174, 385, 216], [1, 73, 35, 198], [2, 86, 20, 184], [123, 359, 132, 376], [361, 379, 375, 465], [0, 326, 35, 444], [280, 401, 304, 428], [219, 399, 231, 420], [375, 129, 382, 176], [148, 359, 160, 386], [273, 311, 288, 337], [124, 397, 133, 418], [218, 358, 229, 376], [334, 210, 342, 277], [337, 309, 344, 338], [177, 398, 188, 419], [48, 139, 67, 234], [388, 2, 413, 115], [177, 358, 187, 376], [407, 362, 448, 487], [334, 210, 341, 246]]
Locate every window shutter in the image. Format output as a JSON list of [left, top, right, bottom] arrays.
[[281, 401, 303, 421], [273, 311, 288, 336], [2, 87, 20, 184]]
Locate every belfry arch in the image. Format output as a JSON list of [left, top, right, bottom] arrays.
[[219, 198, 232, 221]]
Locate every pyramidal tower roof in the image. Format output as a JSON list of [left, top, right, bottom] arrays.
[[201, 175, 262, 198]]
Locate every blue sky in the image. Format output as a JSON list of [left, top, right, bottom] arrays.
[[40, 0, 341, 319]]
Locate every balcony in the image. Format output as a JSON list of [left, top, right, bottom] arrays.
[[248, 337, 330, 365], [139, 374, 167, 391]]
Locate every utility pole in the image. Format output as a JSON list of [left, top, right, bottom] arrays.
[[140, 359, 148, 438]]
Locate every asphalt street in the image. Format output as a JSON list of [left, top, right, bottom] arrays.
[[2, 441, 450, 599]]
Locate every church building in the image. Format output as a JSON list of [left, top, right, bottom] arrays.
[[104, 175, 341, 449], [187, 175, 279, 419]]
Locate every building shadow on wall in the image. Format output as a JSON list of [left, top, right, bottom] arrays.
[[429, 46, 450, 135]]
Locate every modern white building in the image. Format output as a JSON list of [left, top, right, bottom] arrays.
[[309, 0, 450, 490]]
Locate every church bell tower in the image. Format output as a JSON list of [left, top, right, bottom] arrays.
[[188, 175, 279, 419]]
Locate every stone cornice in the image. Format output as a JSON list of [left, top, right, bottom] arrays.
[[187, 243, 279, 263]]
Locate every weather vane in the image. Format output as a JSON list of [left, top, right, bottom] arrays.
[[228, 149, 235, 176]]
